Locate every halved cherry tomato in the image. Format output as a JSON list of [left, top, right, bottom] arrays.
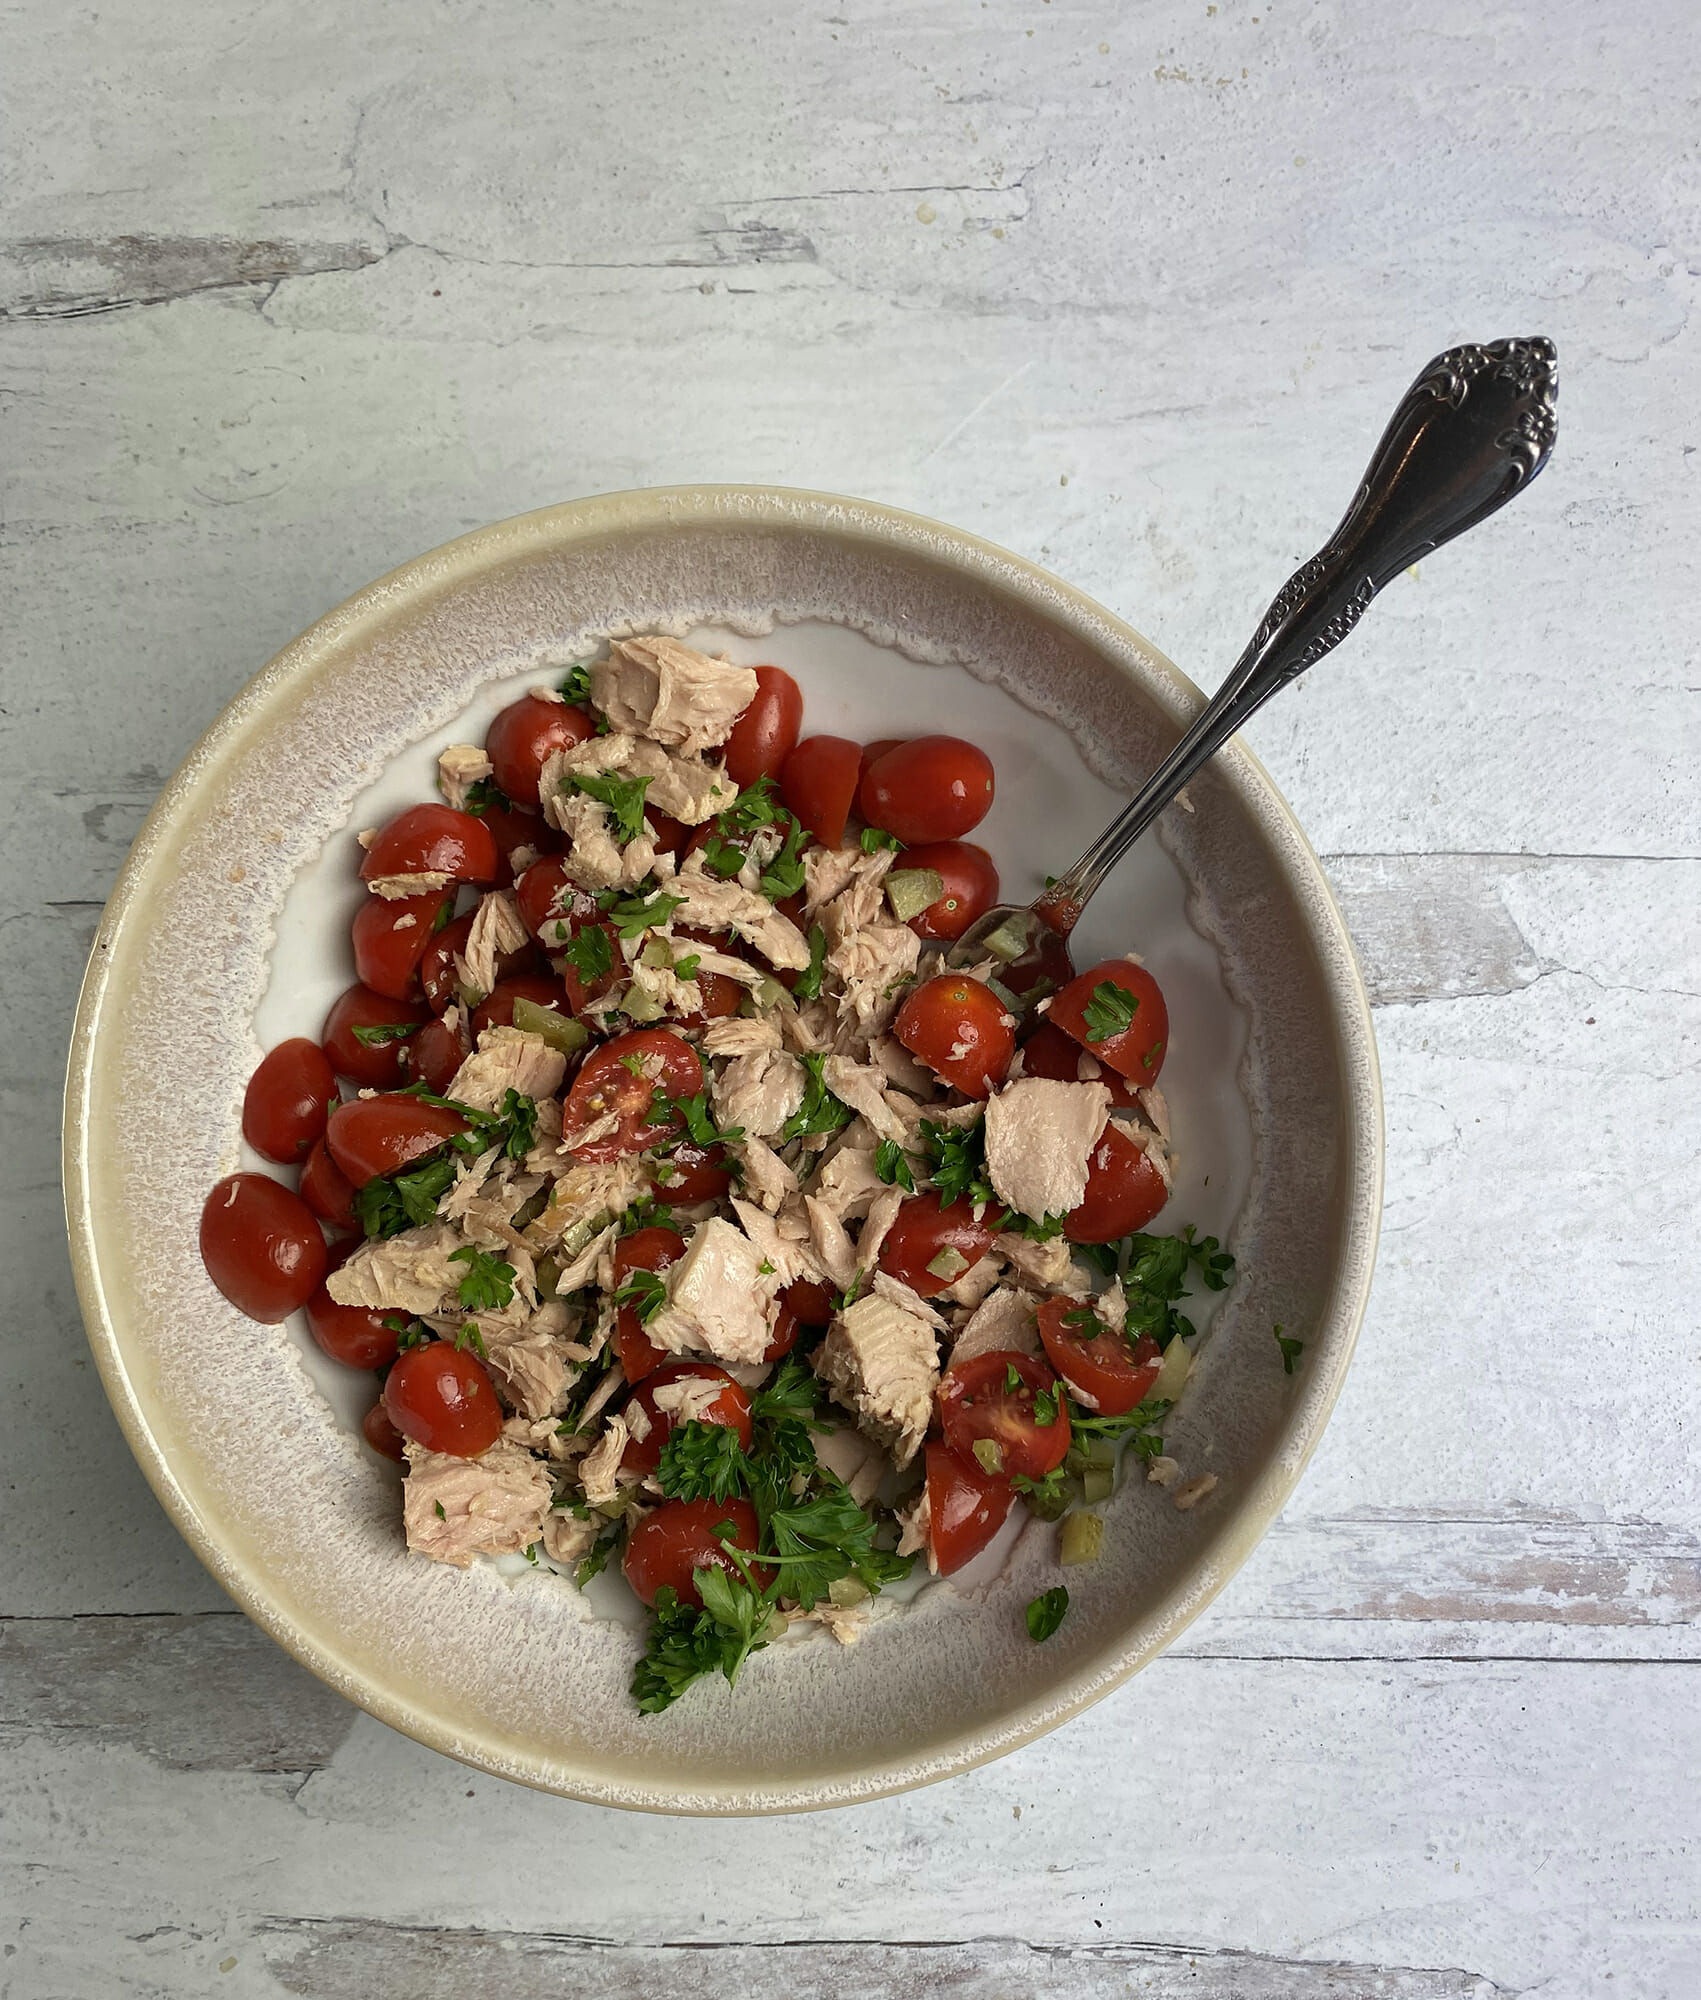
[[362, 1399, 408, 1461], [723, 665, 803, 787], [562, 1029, 702, 1160], [352, 890, 452, 1001], [241, 1038, 336, 1164], [652, 1139, 734, 1205], [514, 857, 573, 943], [780, 734, 861, 848], [620, 1361, 754, 1478], [473, 799, 557, 879], [1036, 1296, 1162, 1415], [1048, 958, 1170, 1084], [401, 1015, 467, 1096], [860, 736, 994, 843], [1065, 1119, 1169, 1242], [877, 1192, 997, 1299], [900, 840, 1000, 943], [668, 927, 745, 1027], [1019, 1020, 1139, 1108], [383, 1341, 503, 1456], [763, 1296, 802, 1362], [325, 1094, 467, 1186], [299, 1138, 357, 1230], [320, 985, 429, 1088], [471, 972, 569, 1037], [361, 804, 499, 888], [419, 909, 540, 1014], [893, 974, 1014, 1099], [200, 1173, 328, 1322], [613, 1227, 687, 1384], [925, 1439, 1014, 1575], [306, 1244, 401, 1370], [485, 692, 596, 809], [858, 737, 905, 784], [938, 1349, 1071, 1480], [783, 1277, 835, 1328], [623, 1496, 769, 1610], [516, 862, 622, 1010]]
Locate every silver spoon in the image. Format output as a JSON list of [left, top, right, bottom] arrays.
[[949, 335, 1560, 994]]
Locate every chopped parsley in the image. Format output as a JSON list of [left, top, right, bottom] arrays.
[[569, 770, 652, 844], [353, 1087, 539, 1237], [450, 1246, 515, 1312], [791, 924, 829, 1002], [558, 663, 594, 704], [1121, 1226, 1233, 1349], [613, 1267, 668, 1325], [1032, 1383, 1061, 1427], [1025, 1586, 1070, 1642], [919, 1117, 994, 1209], [656, 1419, 747, 1504], [1068, 1393, 1172, 1456], [776, 1052, 854, 1145], [574, 1518, 623, 1588], [699, 835, 747, 881], [454, 1321, 489, 1359], [460, 777, 512, 816], [860, 826, 903, 854], [618, 1197, 675, 1236], [350, 1019, 420, 1049], [874, 1138, 915, 1191], [1275, 1323, 1305, 1376], [632, 1576, 773, 1714], [601, 885, 686, 938], [668, 1091, 743, 1149], [560, 924, 614, 985], [1081, 979, 1139, 1044], [758, 816, 811, 901], [383, 1314, 431, 1352], [717, 775, 786, 834], [434, 1501, 447, 1521]]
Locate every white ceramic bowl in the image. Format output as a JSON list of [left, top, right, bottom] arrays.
[[64, 488, 1381, 1813]]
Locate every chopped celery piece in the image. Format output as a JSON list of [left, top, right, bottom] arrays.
[[1150, 1334, 1193, 1404], [926, 1245, 970, 1281], [971, 1437, 1005, 1476], [1059, 1512, 1104, 1566], [1081, 1464, 1114, 1506], [512, 997, 590, 1056], [1021, 1475, 1076, 1522], [639, 937, 674, 970], [827, 1577, 869, 1608], [622, 985, 665, 1022], [978, 913, 1032, 962], [885, 868, 945, 923], [749, 974, 796, 1012], [534, 1256, 561, 1300]]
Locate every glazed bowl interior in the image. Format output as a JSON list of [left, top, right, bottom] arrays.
[[64, 488, 1380, 1812]]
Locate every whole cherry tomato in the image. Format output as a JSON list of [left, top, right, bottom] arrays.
[[623, 1496, 769, 1610], [858, 737, 905, 784], [859, 736, 994, 843], [612, 1226, 687, 1384], [352, 890, 452, 1001], [299, 1137, 358, 1231], [651, 1139, 734, 1205], [400, 1014, 467, 1096], [1047, 958, 1170, 1084], [325, 1095, 467, 1186], [562, 1029, 703, 1160], [620, 1360, 753, 1478], [200, 1173, 328, 1322], [362, 1399, 408, 1461], [305, 1244, 401, 1370], [361, 804, 499, 887], [474, 799, 557, 879], [723, 665, 804, 788], [241, 1038, 336, 1164], [893, 973, 1015, 1098], [471, 972, 570, 1037], [1018, 1020, 1139, 1108], [877, 1192, 998, 1299], [383, 1341, 503, 1456], [925, 1439, 1014, 1575], [938, 1349, 1071, 1480], [1065, 1120, 1169, 1242], [900, 840, 1000, 943], [320, 985, 429, 1089], [485, 692, 596, 809], [1036, 1296, 1163, 1415], [420, 909, 540, 1015], [782, 1277, 835, 1328], [780, 734, 862, 848]]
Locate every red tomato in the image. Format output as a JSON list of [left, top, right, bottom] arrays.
[[859, 736, 994, 843], [351, 890, 451, 1001], [668, 928, 745, 1027], [299, 1138, 357, 1230], [1048, 958, 1170, 1084], [362, 1399, 408, 1461], [1065, 1120, 1169, 1242], [1037, 1296, 1163, 1415], [1019, 1020, 1139, 1108], [200, 1173, 328, 1322], [893, 974, 1015, 1099], [400, 1014, 467, 1096], [723, 665, 804, 787], [475, 800, 557, 878], [485, 692, 596, 809], [621, 1361, 755, 1478], [782, 1277, 835, 1328], [858, 737, 905, 784], [652, 1140, 733, 1205], [763, 1297, 802, 1362], [877, 1193, 997, 1299], [515, 862, 622, 1009], [361, 803, 499, 889], [320, 985, 429, 1088], [383, 1341, 503, 1456], [938, 1350, 1072, 1480], [420, 907, 541, 1014], [305, 1249, 401, 1371], [324, 1095, 467, 1186], [612, 1226, 686, 1385], [925, 1439, 1015, 1575], [562, 1029, 702, 1160], [900, 840, 1000, 943], [471, 972, 569, 1037], [240, 1038, 336, 1164], [514, 857, 572, 942], [623, 1496, 768, 1610], [647, 810, 691, 857], [780, 734, 861, 848]]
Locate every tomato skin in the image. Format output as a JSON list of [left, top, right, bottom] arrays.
[[723, 665, 804, 787], [1019, 1020, 1139, 1108], [420, 908, 540, 1014], [925, 1439, 1015, 1575], [485, 692, 596, 809], [1049, 958, 1170, 1084], [858, 737, 905, 784], [241, 1038, 337, 1164], [471, 972, 569, 1037], [893, 974, 1015, 1099], [612, 1227, 687, 1385], [652, 1139, 733, 1205], [1065, 1120, 1169, 1242], [351, 890, 451, 1001], [362, 1399, 408, 1461], [383, 1341, 503, 1456], [562, 1029, 703, 1160], [901, 840, 1000, 943], [938, 1349, 1072, 1480], [860, 736, 994, 844], [200, 1173, 328, 1322], [299, 1138, 358, 1230], [620, 1361, 754, 1478], [623, 1496, 768, 1610], [401, 1014, 467, 1096], [780, 734, 862, 848], [646, 810, 691, 857], [361, 804, 499, 888], [782, 1277, 835, 1328], [306, 1246, 401, 1370], [763, 1297, 802, 1362], [877, 1193, 998, 1299], [475, 800, 557, 878], [1037, 1297, 1162, 1415], [320, 985, 429, 1089], [325, 1095, 468, 1186]]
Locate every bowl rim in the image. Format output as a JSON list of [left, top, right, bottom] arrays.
[[62, 483, 1383, 1814]]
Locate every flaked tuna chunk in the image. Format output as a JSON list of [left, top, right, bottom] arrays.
[[700, 1015, 784, 1058], [804, 1196, 859, 1293], [577, 1415, 631, 1507], [482, 1329, 574, 1420], [855, 1184, 907, 1274], [454, 889, 532, 1002], [327, 1222, 464, 1315], [402, 1437, 552, 1567], [821, 1055, 907, 1143], [446, 1024, 566, 1116], [366, 869, 456, 901], [1000, 1232, 1083, 1293], [437, 742, 493, 812], [727, 1135, 798, 1211], [673, 860, 811, 970], [646, 1216, 777, 1367], [984, 1077, 1111, 1222], [813, 1292, 939, 1469], [540, 734, 730, 834], [712, 1046, 805, 1142], [811, 1424, 885, 1508], [551, 792, 659, 892], [590, 637, 758, 753], [950, 1286, 1042, 1366], [541, 1509, 598, 1566], [524, 1156, 649, 1248], [729, 1197, 819, 1289], [802, 842, 864, 910], [809, 1138, 885, 1223]]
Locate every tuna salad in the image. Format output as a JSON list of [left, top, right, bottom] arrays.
[[202, 638, 1233, 1712]]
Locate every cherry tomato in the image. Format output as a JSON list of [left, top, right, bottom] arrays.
[[623, 1496, 769, 1610], [1037, 1296, 1163, 1415], [1048, 958, 1170, 1084], [485, 692, 596, 810], [893, 974, 1015, 1098], [320, 985, 429, 1088], [299, 1138, 357, 1230], [383, 1341, 503, 1456], [475, 800, 557, 878], [612, 1227, 687, 1385], [400, 1015, 467, 1096], [419, 909, 540, 1014], [362, 1399, 408, 1461], [877, 1192, 998, 1299], [723, 665, 804, 788], [938, 1350, 1072, 1480], [859, 736, 994, 844], [780, 734, 862, 848], [515, 862, 622, 1010], [782, 1277, 835, 1328], [514, 857, 571, 943], [324, 1094, 468, 1186], [620, 1361, 754, 1479], [200, 1173, 328, 1322], [763, 1296, 802, 1362], [925, 1439, 1014, 1575], [668, 927, 745, 1027], [1065, 1120, 1169, 1243], [240, 1038, 336, 1165], [651, 1139, 734, 1205], [562, 1028, 702, 1160], [351, 890, 452, 1002], [305, 1244, 401, 1370], [647, 810, 691, 857], [900, 840, 1000, 943], [1019, 1020, 1139, 1108], [361, 803, 499, 889], [471, 972, 569, 1037], [858, 737, 905, 784]]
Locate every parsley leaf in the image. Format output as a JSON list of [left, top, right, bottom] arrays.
[[353, 1153, 459, 1238], [920, 1117, 994, 1209], [619, 1197, 675, 1236], [860, 826, 903, 854], [558, 663, 594, 704], [601, 885, 686, 939], [1122, 1226, 1234, 1349], [1032, 1383, 1061, 1427], [1082, 979, 1139, 1044], [744, 1355, 830, 1522], [791, 924, 829, 1002], [777, 1052, 854, 1145], [450, 1246, 514, 1312], [454, 1321, 489, 1359], [717, 776, 785, 833], [1026, 1586, 1069, 1642], [350, 1019, 420, 1049], [460, 777, 512, 817], [1275, 1323, 1305, 1376], [574, 1519, 623, 1588], [874, 1138, 915, 1191], [1068, 1393, 1172, 1455], [758, 816, 811, 902], [570, 770, 652, 844], [700, 835, 748, 881], [613, 1267, 668, 1325], [656, 1420, 748, 1504], [761, 1487, 914, 1611], [561, 924, 614, 986], [1012, 1467, 1070, 1512], [631, 1579, 772, 1714], [668, 1091, 743, 1149]]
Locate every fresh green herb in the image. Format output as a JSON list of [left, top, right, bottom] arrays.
[[860, 826, 903, 854], [619, 1197, 676, 1237], [758, 816, 811, 902], [460, 777, 512, 816], [1013, 1467, 1070, 1511], [672, 951, 702, 982], [1122, 1226, 1234, 1349], [454, 1321, 489, 1359], [569, 770, 652, 843], [776, 1052, 854, 1145], [434, 1501, 447, 1520], [1004, 1361, 1023, 1393], [1067, 1394, 1172, 1456], [350, 1019, 421, 1049], [1275, 1323, 1305, 1376], [919, 1118, 994, 1209], [758, 1488, 914, 1611], [700, 835, 748, 880], [757, 1257, 776, 1275], [656, 1420, 748, 1504], [430, 899, 455, 934], [1081, 979, 1139, 1044], [574, 1519, 623, 1588], [1032, 1383, 1061, 1426], [792, 924, 829, 1002], [613, 1267, 668, 1325], [1017, 1209, 1068, 1243], [831, 1276, 863, 1313], [874, 1139, 915, 1191], [669, 1091, 743, 1148], [1026, 1586, 1070, 1642], [744, 1355, 830, 1521], [450, 1246, 515, 1312], [560, 924, 614, 986], [523, 1541, 540, 1565], [558, 663, 594, 704], [383, 1314, 432, 1352], [631, 1576, 773, 1715], [601, 886, 687, 939], [354, 1153, 460, 1238]]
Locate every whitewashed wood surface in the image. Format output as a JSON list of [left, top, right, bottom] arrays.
[[5, 2, 1698, 1994]]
